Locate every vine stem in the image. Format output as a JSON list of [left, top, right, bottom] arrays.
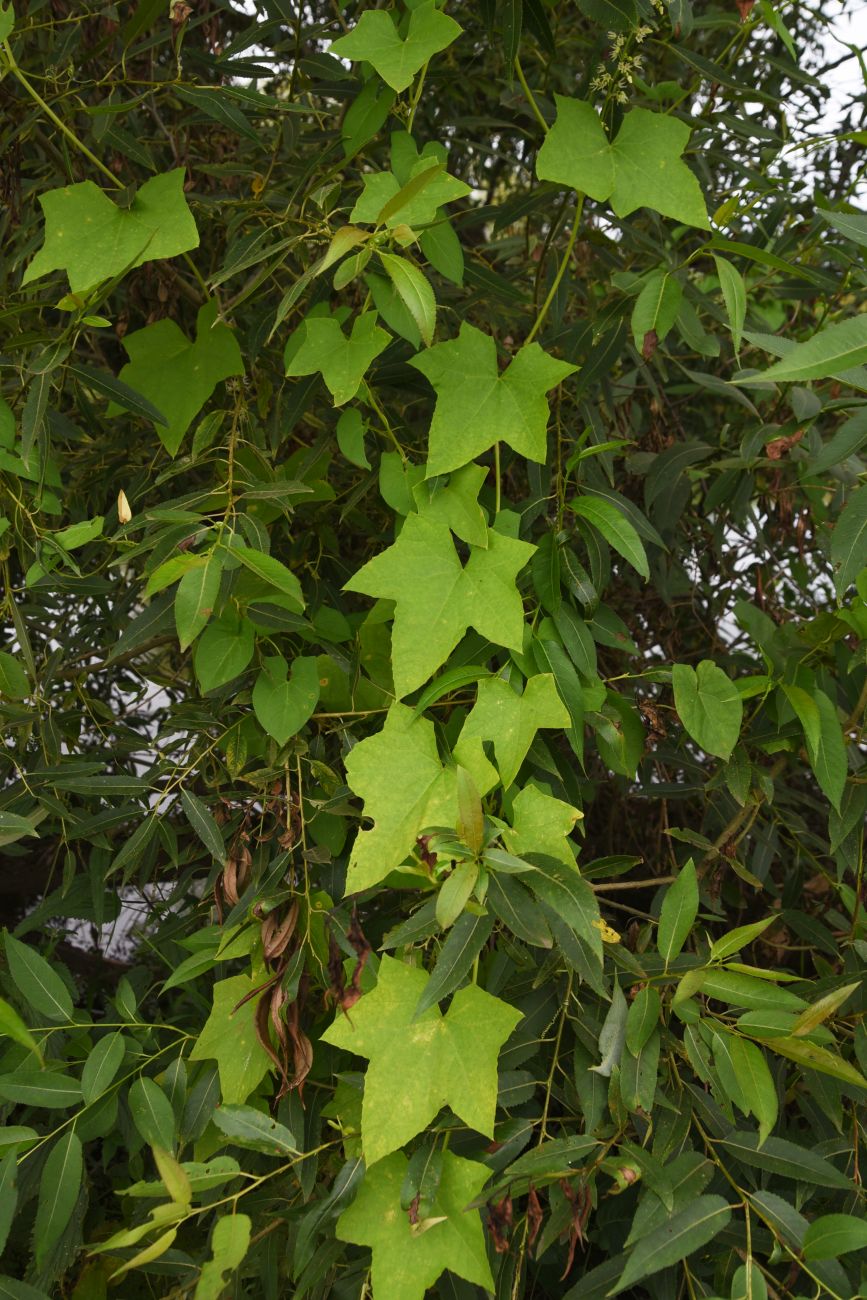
[[514, 56, 549, 135], [525, 193, 583, 346], [2, 40, 121, 188]]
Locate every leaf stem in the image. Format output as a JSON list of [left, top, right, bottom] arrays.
[[2, 40, 121, 188], [525, 193, 583, 346], [514, 56, 548, 135]]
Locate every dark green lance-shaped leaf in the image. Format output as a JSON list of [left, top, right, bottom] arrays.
[[572, 494, 649, 578], [67, 362, 168, 427], [180, 789, 225, 863], [414, 911, 493, 1016], [0, 1278, 52, 1300], [330, 2, 462, 92], [175, 553, 224, 651], [520, 854, 602, 963], [0, 1071, 81, 1108], [232, 543, 304, 609], [176, 84, 259, 142], [0, 652, 30, 699], [631, 270, 683, 352], [713, 255, 747, 353], [81, 1031, 125, 1105], [745, 314, 867, 383], [321, 955, 520, 1165], [34, 1132, 82, 1269], [536, 99, 708, 228], [717, 1132, 852, 1187], [252, 654, 320, 746], [803, 1214, 867, 1260], [804, 688, 847, 811], [657, 859, 698, 967], [211, 1104, 297, 1155], [128, 1077, 176, 1152], [410, 322, 576, 477], [672, 660, 742, 759], [709, 916, 774, 962], [0, 997, 42, 1063], [625, 985, 660, 1055], [23, 169, 199, 294], [113, 301, 244, 456], [4, 933, 73, 1021], [195, 1213, 252, 1300], [831, 484, 867, 597], [612, 1196, 731, 1294], [0, 1152, 17, 1257]]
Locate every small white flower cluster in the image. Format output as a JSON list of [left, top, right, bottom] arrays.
[[589, 17, 659, 104]]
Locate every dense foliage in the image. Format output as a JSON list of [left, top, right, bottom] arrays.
[[1, 0, 867, 1296]]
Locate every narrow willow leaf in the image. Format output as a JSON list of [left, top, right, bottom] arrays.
[[803, 1213, 867, 1260], [625, 985, 660, 1055], [746, 314, 867, 383], [379, 252, 437, 347], [831, 484, 867, 596], [152, 1146, 192, 1206], [175, 553, 223, 651], [81, 1031, 125, 1104], [0, 1151, 18, 1256], [791, 981, 860, 1036], [34, 1132, 82, 1268], [657, 859, 698, 967], [712, 255, 746, 353], [3, 934, 73, 1022], [0, 997, 42, 1063], [129, 1077, 176, 1152], [613, 1196, 731, 1294], [572, 495, 649, 579], [765, 1035, 867, 1090], [414, 911, 494, 1016], [435, 859, 479, 930], [715, 1132, 851, 1188], [709, 917, 774, 962], [211, 1104, 297, 1155], [180, 789, 226, 863]]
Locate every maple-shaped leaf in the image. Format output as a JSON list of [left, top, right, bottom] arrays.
[[113, 302, 244, 456], [23, 169, 199, 295], [345, 514, 534, 697], [504, 782, 582, 867], [336, 1150, 492, 1300], [536, 99, 709, 230], [330, 2, 462, 93], [343, 702, 497, 895], [455, 673, 569, 788], [284, 310, 390, 406], [189, 975, 273, 1104], [350, 134, 470, 229], [321, 956, 521, 1163], [410, 323, 576, 476], [411, 462, 488, 546]]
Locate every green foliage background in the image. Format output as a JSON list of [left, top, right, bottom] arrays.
[[0, 0, 866, 1296]]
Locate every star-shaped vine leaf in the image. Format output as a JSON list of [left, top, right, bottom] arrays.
[[412, 462, 488, 547], [336, 1150, 493, 1300], [114, 302, 244, 455], [284, 311, 390, 405], [504, 782, 582, 868], [330, 2, 462, 93], [345, 514, 535, 696], [410, 323, 576, 476], [455, 674, 569, 788], [343, 702, 497, 895], [23, 170, 199, 294], [321, 956, 521, 1163], [350, 135, 470, 229], [536, 99, 709, 229], [189, 975, 273, 1104]]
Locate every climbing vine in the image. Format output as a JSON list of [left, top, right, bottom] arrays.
[[0, 1, 866, 1297]]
